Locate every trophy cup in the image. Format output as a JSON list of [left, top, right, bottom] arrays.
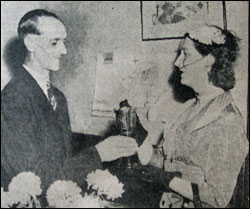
[[114, 100, 137, 168]]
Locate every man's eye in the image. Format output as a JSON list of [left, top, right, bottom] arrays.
[[51, 42, 57, 46]]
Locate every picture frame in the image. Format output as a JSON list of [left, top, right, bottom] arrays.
[[140, 1, 227, 41]]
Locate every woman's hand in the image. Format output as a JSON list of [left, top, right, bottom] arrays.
[[139, 120, 164, 145], [169, 177, 193, 200], [137, 140, 153, 165]]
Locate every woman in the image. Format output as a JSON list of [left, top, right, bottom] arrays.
[[137, 25, 249, 208]]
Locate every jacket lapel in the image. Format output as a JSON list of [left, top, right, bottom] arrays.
[[16, 67, 59, 118]]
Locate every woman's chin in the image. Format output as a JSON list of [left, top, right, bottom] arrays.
[[180, 79, 190, 86], [181, 80, 195, 89]]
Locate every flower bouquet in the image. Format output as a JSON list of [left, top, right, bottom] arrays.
[[46, 180, 102, 208], [1, 169, 125, 208], [86, 169, 125, 201], [1, 172, 42, 208]]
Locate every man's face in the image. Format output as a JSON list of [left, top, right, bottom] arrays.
[[27, 16, 67, 71]]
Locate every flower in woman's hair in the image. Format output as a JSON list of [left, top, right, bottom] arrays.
[[189, 25, 226, 45], [46, 180, 83, 208], [86, 169, 125, 201], [71, 194, 103, 208], [8, 172, 42, 206], [1, 187, 11, 208]]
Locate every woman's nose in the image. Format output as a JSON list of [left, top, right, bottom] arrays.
[[174, 52, 184, 69]]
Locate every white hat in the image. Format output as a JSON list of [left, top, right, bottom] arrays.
[[188, 24, 225, 45]]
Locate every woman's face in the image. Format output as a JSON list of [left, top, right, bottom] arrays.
[[174, 38, 210, 92]]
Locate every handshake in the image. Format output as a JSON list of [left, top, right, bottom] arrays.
[[95, 135, 155, 165], [96, 100, 152, 163], [95, 135, 139, 162]]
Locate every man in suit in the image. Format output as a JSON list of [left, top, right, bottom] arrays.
[[1, 9, 138, 197]]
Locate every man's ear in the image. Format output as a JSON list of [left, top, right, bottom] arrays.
[[23, 34, 37, 52]]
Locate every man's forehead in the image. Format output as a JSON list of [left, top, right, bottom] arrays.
[[37, 16, 67, 39]]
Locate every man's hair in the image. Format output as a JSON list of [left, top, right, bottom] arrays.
[[187, 27, 240, 91], [18, 9, 60, 41]]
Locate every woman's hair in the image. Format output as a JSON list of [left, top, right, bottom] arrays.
[[187, 26, 240, 91], [168, 65, 198, 102]]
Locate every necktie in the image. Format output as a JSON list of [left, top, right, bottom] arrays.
[[47, 81, 57, 110]]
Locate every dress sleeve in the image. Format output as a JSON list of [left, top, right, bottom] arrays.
[[197, 116, 248, 207]]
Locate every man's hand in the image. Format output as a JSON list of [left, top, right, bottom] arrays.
[[95, 135, 138, 162]]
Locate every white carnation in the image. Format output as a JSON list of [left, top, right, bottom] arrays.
[[71, 194, 103, 208], [8, 172, 42, 207], [46, 180, 83, 208], [86, 169, 125, 201], [1, 187, 11, 208]]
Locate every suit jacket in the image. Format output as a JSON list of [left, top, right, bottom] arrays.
[[162, 92, 249, 207], [1, 67, 102, 193]]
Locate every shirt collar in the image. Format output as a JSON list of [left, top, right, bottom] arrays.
[[22, 64, 50, 98]]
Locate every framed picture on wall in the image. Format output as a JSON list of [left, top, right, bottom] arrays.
[[140, 1, 227, 41]]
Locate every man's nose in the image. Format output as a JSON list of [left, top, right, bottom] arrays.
[[59, 42, 67, 55]]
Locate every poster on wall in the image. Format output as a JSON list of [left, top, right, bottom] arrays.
[[141, 1, 226, 40], [92, 51, 168, 117]]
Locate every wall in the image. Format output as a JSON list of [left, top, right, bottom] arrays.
[[226, 1, 249, 133], [1, 1, 249, 135]]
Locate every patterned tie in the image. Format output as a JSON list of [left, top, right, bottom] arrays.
[[47, 81, 57, 110]]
